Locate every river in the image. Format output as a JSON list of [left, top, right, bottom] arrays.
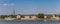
[[0, 20, 60, 24]]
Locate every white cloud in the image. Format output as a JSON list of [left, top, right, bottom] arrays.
[[3, 3, 8, 6], [0, 3, 15, 6]]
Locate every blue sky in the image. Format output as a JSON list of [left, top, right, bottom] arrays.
[[0, 0, 59, 15]]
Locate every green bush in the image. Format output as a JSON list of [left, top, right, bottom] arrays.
[[37, 13, 44, 19]]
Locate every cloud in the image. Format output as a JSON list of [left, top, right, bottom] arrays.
[[0, 3, 15, 6], [0, 3, 15, 15], [3, 3, 8, 6]]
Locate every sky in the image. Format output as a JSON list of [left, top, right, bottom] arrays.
[[0, 0, 60, 15]]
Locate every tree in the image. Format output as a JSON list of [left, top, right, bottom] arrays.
[[58, 14, 60, 18], [37, 13, 44, 19], [0, 15, 8, 19], [9, 15, 16, 18]]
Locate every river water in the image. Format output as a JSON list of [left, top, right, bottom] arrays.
[[0, 20, 60, 24]]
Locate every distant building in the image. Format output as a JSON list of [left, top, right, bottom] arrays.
[[16, 14, 21, 20], [5, 17, 15, 20], [16, 14, 38, 20], [44, 14, 60, 20]]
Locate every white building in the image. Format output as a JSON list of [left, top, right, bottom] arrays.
[[16, 14, 37, 20], [5, 17, 15, 20]]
